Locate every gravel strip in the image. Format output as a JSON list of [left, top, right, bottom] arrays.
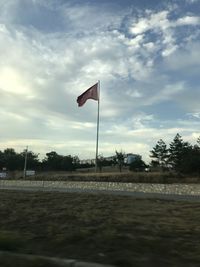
[[1, 180, 200, 201], [0, 250, 114, 267]]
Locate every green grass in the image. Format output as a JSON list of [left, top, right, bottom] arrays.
[[0, 190, 200, 266]]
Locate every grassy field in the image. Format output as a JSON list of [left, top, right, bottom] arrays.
[[0, 190, 200, 266], [7, 170, 200, 183]]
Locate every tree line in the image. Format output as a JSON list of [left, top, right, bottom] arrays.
[[150, 133, 200, 174], [0, 149, 78, 172], [1, 133, 199, 174], [0, 148, 144, 173]]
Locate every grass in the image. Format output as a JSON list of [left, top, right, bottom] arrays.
[[0, 252, 61, 267], [8, 169, 200, 183], [0, 190, 200, 266]]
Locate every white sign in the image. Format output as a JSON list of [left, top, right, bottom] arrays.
[[0, 173, 7, 178], [26, 170, 35, 176]]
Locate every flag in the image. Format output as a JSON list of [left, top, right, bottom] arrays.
[[77, 83, 99, 107]]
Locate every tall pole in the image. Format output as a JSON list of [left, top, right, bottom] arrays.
[[95, 80, 100, 172], [23, 146, 28, 179]]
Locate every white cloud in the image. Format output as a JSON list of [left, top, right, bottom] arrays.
[[162, 44, 178, 57], [143, 42, 157, 52], [130, 10, 170, 35], [129, 10, 200, 57], [185, 0, 200, 4], [143, 82, 186, 106], [0, 67, 32, 95], [0, 1, 199, 162], [176, 16, 200, 26], [188, 112, 200, 119], [164, 42, 200, 70]]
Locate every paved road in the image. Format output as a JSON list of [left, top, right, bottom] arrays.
[[1, 185, 200, 202]]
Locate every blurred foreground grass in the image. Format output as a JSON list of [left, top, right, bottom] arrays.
[[0, 190, 200, 266]]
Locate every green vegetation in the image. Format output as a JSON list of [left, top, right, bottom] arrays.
[[150, 139, 168, 170], [0, 190, 200, 266], [0, 133, 200, 176], [0, 149, 77, 172], [150, 134, 200, 174]]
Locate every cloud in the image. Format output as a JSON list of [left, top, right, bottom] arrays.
[[185, 0, 200, 4], [129, 8, 200, 57], [176, 16, 200, 25], [187, 112, 200, 119], [0, 0, 199, 162], [143, 82, 186, 106], [130, 10, 170, 35]]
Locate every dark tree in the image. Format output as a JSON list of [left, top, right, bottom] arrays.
[[150, 139, 169, 170], [168, 133, 191, 172], [3, 148, 22, 171], [129, 157, 147, 172], [197, 137, 200, 147], [60, 155, 74, 171], [42, 151, 75, 171], [72, 156, 80, 169], [0, 150, 4, 170], [179, 146, 200, 174], [115, 150, 125, 172], [178, 137, 200, 174], [42, 151, 61, 170], [20, 150, 40, 170]]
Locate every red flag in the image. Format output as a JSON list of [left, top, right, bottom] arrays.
[[77, 83, 99, 107]]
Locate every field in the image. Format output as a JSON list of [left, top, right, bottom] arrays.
[[0, 190, 200, 266], [8, 170, 200, 183]]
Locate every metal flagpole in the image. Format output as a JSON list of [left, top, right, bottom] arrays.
[[23, 146, 28, 179], [95, 80, 100, 172]]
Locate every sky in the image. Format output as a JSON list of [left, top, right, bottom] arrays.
[[0, 0, 200, 162]]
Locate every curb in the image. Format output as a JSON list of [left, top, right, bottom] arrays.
[[0, 251, 115, 267]]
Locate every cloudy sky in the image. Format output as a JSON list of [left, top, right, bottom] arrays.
[[0, 0, 200, 162]]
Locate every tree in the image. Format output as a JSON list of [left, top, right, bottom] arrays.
[[42, 151, 61, 170], [150, 139, 169, 170], [3, 148, 21, 171], [42, 151, 75, 171], [129, 157, 147, 172], [178, 137, 200, 174], [179, 146, 200, 174], [0, 150, 4, 170], [196, 136, 200, 148], [73, 156, 80, 169], [168, 133, 191, 171], [115, 150, 125, 172], [20, 150, 40, 170]]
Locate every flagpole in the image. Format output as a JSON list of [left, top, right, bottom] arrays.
[[95, 80, 100, 172]]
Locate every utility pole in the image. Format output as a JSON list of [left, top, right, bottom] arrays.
[[23, 146, 28, 179]]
